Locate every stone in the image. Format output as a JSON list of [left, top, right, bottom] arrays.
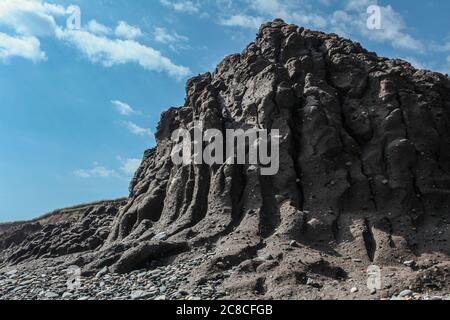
[[44, 291, 60, 299], [399, 290, 414, 298], [153, 232, 168, 241], [95, 266, 109, 279], [130, 290, 155, 300], [403, 260, 415, 267], [77, 296, 91, 301]]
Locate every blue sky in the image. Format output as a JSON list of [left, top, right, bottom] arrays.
[[0, 0, 449, 222]]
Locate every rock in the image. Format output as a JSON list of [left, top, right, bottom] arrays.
[[44, 291, 60, 299], [77, 296, 91, 301], [109, 241, 189, 274], [403, 260, 415, 267], [130, 290, 155, 300], [399, 290, 414, 298], [95, 266, 109, 279], [153, 232, 168, 241], [62, 292, 73, 299], [306, 278, 321, 288], [154, 295, 166, 300], [350, 287, 358, 293], [5, 270, 18, 277]]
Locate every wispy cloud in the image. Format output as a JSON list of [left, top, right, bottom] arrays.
[[121, 121, 153, 138], [0, 32, 46, 62], [0, 0, 190, 79], [117, 157, 141, 176], [56, 29, 190, 79], [115, 21, 143, 40], [74, 158, 142, 179], [160, 0, 200, 14], [216, 0, 422, 52], [74, 162, 118, 178], [154, 27, 188, 44], [86, 20, 111, 36], [0, 0, 66, 36], [334, 3, 424, 52], [111, 100, 136, 116], [219, 15, 264, 29]]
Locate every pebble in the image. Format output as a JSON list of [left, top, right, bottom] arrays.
[[0, 248, 221, 301], [153, 232, 168, 241], [44, 291, 60, 299], [403, 260, 415, 267], [399, 290, 414, 297], [350, 287, 358, 293], [62, 292, 73, 299], [6, 270, 18, 277], [95, 266, 109, 279], [77, 296, 91, 301]]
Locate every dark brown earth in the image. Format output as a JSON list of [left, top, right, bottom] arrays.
[[1, 19, 450, 300]]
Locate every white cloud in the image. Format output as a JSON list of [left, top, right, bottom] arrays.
[[115, 21, 143, 40], [160, 0, 200, 14], [245, 0, 327, 29], [345, 0, 373, 11], [111, 100, 135, 115], [219, 15, 264, 29], [0, 0, 190, 78], [86, 20, 111, 36], [122, 121, 153, 137], [216, 0, 421, 53], [0, 32, 46, 62], [118, 157, 142, 176], [331, 3, 424, 52], [154, 27, 188, 44], [0, 0, 66, 37], [369, 5, 423, 52], [57, 29, 190, 79], [431, 41, 450, 53], [74, 162, 118, 178]]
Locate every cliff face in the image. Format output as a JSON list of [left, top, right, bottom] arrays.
[[2, 19, 450, 299], [106, 19, 450, 259]]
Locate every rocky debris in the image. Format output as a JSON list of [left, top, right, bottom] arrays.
[[1, 19, 450, 299], [0, 223, 42, 250], [0, 249, 229, 300]]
